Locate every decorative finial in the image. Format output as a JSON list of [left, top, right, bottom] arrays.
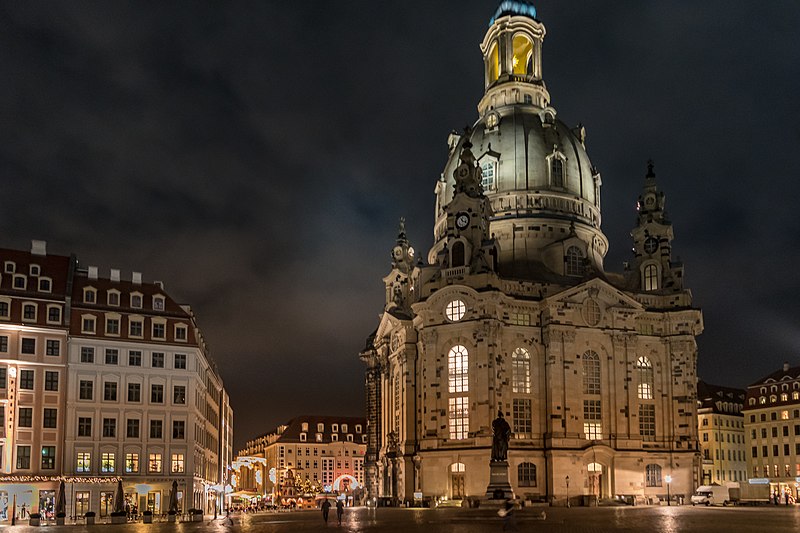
[[397, 217, 407, 241], [646, 159, 655, 179]]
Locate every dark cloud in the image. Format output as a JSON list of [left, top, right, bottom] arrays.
[[2, 1, 800, 449]]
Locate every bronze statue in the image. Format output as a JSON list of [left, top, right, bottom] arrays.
[[491, 410, 512, 461]]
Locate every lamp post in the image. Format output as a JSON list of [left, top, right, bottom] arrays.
[[665, 475, 672, 506], [565, 476, 570, 508]]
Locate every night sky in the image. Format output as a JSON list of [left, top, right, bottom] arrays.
[[3, 2, 800, 452]]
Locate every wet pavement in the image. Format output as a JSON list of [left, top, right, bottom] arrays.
[[8, 505, 800, 532]]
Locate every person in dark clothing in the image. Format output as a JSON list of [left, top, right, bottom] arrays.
[[501, 499, 516, 531], [321, 499, 331, 524], [336, 499, 344, 525]]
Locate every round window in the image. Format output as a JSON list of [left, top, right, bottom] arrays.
[[445, 299, 467, 322]]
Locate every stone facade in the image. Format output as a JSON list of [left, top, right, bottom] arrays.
[[697, 381, 746, 485], [361, 2, 702, 506]]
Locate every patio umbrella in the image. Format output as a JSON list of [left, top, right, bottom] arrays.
[[56, 480, 66, 515], [114, 479, 125, 513], [168, 480, 179, 513]]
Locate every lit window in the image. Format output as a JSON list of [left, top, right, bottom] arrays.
[[481, 161, 496, 191], [511, 347, 531, 393], [449, 397, 469, 439], [583, 399, 602, 440], [148, 453, 162, 473], [41, 446, 56, 469], [77, 452, 91, 473], [101, 452, 115, 473], [782, 411, 790, 420], [582, 351, 600, 394], [782, 393, 789, 402], [644, 264, 658, 291], [511, 34, 533, 76], [636, 356, 654, 400], [448, 345, 469, 393], [565, 246, 584, 276], [513, 399, 532, 439], [125, 453, 139, 473], [445, 300, 466, 322], [487, 43, 499, 83], [171, 453, 185, 473]]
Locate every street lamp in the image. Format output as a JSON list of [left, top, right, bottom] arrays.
[[565, 476, 570, 508], [665, 475, 672, 506]]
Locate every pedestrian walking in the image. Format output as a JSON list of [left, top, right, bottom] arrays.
[[321, 499, 331, 525], [336, 499, 344, 525], [500, 498, 516, 531]]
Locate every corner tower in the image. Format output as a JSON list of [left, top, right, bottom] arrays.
[[430, 1, 607, 281]]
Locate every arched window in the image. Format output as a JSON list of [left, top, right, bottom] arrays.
[[487, 43, 500, 83], [635, 356, 654, 400], [450, 462, 465, 473], [645, 464, 662, 487], [582, 351, 600, 395], [565, 246, 584, 276], [451, 241, 465, 267], [512, 347, 531, 393], [448, 345, 469, 393], [512, 35, 533, 76], [643, 264, 658, 291], [518, 462, 537, 487], [481, 160, 496, 191], [551, 157, 564, 188]]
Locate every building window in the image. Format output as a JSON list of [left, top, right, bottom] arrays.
[[43, 408, 57, 428], [105, 349, 119, 365], [645, 464, 662, 487], [21, 338, 36, 354], [481, 160, 496, 191], [16, 446, 31, 469], [22, 303, 36, 321], [171, 453, 185, 473], [644, 264, 658, 291], [18, 407, 32, 427], [83, 288, 96, 303], [104, 382, 118, 401], [129, 320, 143, 337], [80, 347, 94, 363], [19, 369, 34, 389], [82, 316, 96, 334], [174, 353, 187, 369], [0, 336, 6, 353], [150, 419, 163, 439], [13, 275, 27, 290], [107, 291, 119, 306], [175, 325, 188, 342], [38, 277, 51, 292], [152, 323, 165, 339], [41, 446, 56, 469], [0, 368, 5, 388], [550, 157, 565, 188], [44, 371, 59, 391], [153, 296, 165, 311], [129, 350, 142, 366], [151, 384, 164, 403], [131, 293, 142, 308], [445, 300, 467, 322], [128, 383, 141, 402], [639, 404, 656, 440], [125, 453, 139, 473], [106, 318, 120, 335], [148, 453, 162, 473], [0, 301, 8, 318], [152, 352, 164, 368], [79, 380, 93, 400], [582, 351, 600, 394], [3, 261, 14, 273], [126, 419, 140, 438], [518, 462, 537, 487], [101, 452, 115, 473], [449, 396, 469, 440], [102, 418, 116, 438], [47, 306, 61, 323], [78, 417, 92, 437], [173, 420, 185, 439], [565, 246, 584, 276], [513, 398, 532, 438], [45, 339, 60, 356], [173, 385, 186, 404], [583, 399, 602, 440], [511, 347, 531, 393], [77, 452, 91, 473], [448, 345, 469, 393], [636, 356, 654, 400]]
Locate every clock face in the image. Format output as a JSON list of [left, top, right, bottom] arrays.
[[486, 113, 498, 128], [455, 213, 470, 230], [644, 194, 656, 208], [644, 237, 658, 254], [393, 246, 403, 259]]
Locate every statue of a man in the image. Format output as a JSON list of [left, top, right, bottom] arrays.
[[491, 411, 512, 462]]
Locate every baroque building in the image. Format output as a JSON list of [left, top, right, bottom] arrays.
[[696, 381, 746, 485], [360, 2, 703, 505], [0, 240, 232, 519]]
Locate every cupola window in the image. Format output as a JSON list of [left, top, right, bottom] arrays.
[[451, 241, 466, 267], [487, 43, 500, 84], [643, 264, 659, 291], [565, 246, 584, 276], [481, 160, 496, 191], [445, 299, 466, 322], [550, 157, 564, 188], [511, 34, 533, 76]]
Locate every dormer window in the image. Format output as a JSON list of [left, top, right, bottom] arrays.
[[38, 277, 52, 292], [300, 433, 307, 442], [83, 288, 97, 303], [29, 264, 40, 276], [174, 325, 188, 342], [332, 434, 338, 442], [480, 159, 497, 191], [82, 315, 96, 334], [316, 433, 323, 442], [301, 422, 309, 432], [4, 261, 14, 273], [332, 424, 339, 433], [107, 290, 120, 306], [342, 424, 348, 433], [47, 305, 61, 324], [347, 434, 353, 442], [13, 275, 26, 290], [22, 303, 37, 321], [355, 424, 362, 433], [317, 423, 324, 432], [548, 153, 566, 189], [130, 293, 142, 309], [153, 296, 165, 311]]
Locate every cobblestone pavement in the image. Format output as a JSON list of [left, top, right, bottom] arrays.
[[10, 506, 800, 532]]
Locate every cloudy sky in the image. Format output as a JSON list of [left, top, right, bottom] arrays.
[[2, 1, 799, 450]]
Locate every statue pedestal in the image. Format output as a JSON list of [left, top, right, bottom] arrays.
[[484, 461, 514, 502]]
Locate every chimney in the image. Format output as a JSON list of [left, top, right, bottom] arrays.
[[154, 281, 164, 290], [132, 272, 142, 285], [784, 362, 790, 372], [110, 269, 120, 282], [31, 240, 47, 256], [88, 266, 98, 280]]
